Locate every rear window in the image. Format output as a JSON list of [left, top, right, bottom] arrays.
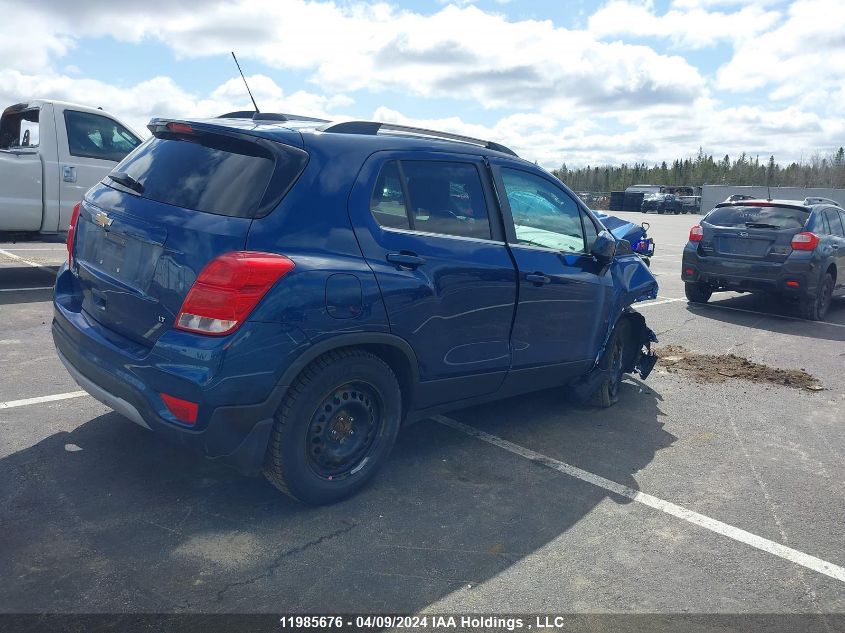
[[0, 107, 39, 149], [705, 205, 808, 230], [109, 131, 307, 218]]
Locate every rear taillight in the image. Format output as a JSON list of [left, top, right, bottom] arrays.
[[689, 225, 703, 242], [791, 232, 819, 251], [67, 202, 81, 266], [175, 251, 295, 336]]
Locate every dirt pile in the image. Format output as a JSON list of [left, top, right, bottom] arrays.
[[655, 345, 824, 391]]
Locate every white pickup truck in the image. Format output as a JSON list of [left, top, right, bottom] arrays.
[[0, 100, 143, 234]]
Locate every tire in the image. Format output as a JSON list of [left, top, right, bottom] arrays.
[[592, 319, 630, 408], [685, 282, 712, 303], [800, 272, 834, 321], [263, 349, 402, 505]]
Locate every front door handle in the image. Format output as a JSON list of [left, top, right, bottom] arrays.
[[387, 252, 426, 268], [525, 273, 551, 285]]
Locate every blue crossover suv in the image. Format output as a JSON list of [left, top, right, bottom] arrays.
[[53, 114, 659, 504]]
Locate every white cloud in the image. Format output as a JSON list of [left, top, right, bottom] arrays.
[[0, 69, 353, 137], [716, 0, 845, 101], [0, 0, 840, 169], [1, 0, 705, 113], [588, 0, 782, 49]]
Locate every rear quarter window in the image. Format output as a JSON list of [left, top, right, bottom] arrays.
[[705, 205, 809, 230], [65, 110, 140, 161], [109, 131, 308, 218]]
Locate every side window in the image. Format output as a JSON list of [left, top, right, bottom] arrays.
[[500, 168, 586, 253], [65, 110, 141, 161], [819, 212, 831, 235], [0, 109, 39, 149], [400, 161, 491, 240], [825, 209, 844, 237], [370, 161, 410, 229], [582, 212, 599, 251]]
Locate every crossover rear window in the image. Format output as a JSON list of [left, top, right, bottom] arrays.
[[706, 205, 809, 230], [108, 131, 307, 218]]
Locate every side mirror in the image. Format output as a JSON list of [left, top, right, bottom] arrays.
[[590, 230, 616, 263]]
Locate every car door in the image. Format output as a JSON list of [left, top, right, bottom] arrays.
[[490, 161, 612, 390], [56, 109, 141, 231], [0, 104, 47, 231], [349, 152, 517, 408], [823, 208, 845, 294]]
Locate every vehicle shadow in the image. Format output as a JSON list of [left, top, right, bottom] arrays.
[[684, 294, 845, 343], [0, 381, 672, 614], [0, 265, 58, 306]]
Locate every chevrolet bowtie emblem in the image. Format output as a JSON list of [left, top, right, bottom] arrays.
[[94, 211, 113, 229]]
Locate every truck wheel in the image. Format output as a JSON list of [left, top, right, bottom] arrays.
[[263, 349, 402, 505], [685, 282, 712, 303], [800, 273, 833, 321], [592, 320, 630, 408]]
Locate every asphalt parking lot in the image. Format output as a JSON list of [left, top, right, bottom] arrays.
[[1, 215, 844, 622]]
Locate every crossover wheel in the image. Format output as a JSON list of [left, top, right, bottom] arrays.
[[592, 320, 630, 408], [263, 349, 402, 504], [685, 281, 712, 303], [800, 273, 833, 321]]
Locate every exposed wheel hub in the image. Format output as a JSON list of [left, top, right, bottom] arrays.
[[307, 384, 381, 479]]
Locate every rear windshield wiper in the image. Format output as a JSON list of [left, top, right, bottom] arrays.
[[744, 222, 781, 229], [108, 171, 144, 194]]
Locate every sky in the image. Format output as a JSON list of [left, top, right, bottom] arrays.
[[1, 0, 843, 168]]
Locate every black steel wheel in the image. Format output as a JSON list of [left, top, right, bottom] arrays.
[[264, 349, 402, 504], [685, 281, 712, 303], [306, 382, 382, 480], [592, 319, 629, 408], [800, 273, 833, 321]]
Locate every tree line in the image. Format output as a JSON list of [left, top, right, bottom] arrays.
[[553, 147, 845, 192]]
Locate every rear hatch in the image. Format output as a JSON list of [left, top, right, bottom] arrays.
[[70, 120, 307, 346], [700, 203, 809, 262]]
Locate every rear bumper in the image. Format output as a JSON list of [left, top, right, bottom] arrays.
[[52, 265, 293, 475], [681, 247, 816, 295]]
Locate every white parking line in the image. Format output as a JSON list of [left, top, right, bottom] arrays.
[[0, 247, 66, 251], [434, 415, 845, 585], [0, 248, 59, 275], [0, 286, 53, 292], [636, 297, 685, 308], [0, 391, 88, 409]]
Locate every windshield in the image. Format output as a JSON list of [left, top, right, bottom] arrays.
[[705, 205, 809, 230]]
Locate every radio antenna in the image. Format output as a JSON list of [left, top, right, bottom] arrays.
[[231, 51, 260, 114]]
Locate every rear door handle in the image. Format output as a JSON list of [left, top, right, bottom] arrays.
[[525, 273, 551, 285], [386, 252, 426, 268]]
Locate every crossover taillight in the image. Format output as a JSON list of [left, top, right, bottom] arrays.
[[67, 202, 81, 266], [689, 225, 703, 242], [175, 251, 295, 336], [790, 232, 819, 251]]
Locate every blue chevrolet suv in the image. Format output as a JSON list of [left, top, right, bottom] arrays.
[[682, 198, 845, 320], [53, 114, 659, 504]]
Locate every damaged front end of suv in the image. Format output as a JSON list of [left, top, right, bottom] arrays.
[[571, 239, 659, 407]]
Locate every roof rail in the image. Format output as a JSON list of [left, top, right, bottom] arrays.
[[319, 120, 519, 157], [217, 111, 330, 123], [803, 196, 841, 207]]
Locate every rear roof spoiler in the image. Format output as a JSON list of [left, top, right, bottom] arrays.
[[715, 200, 810, 212]]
